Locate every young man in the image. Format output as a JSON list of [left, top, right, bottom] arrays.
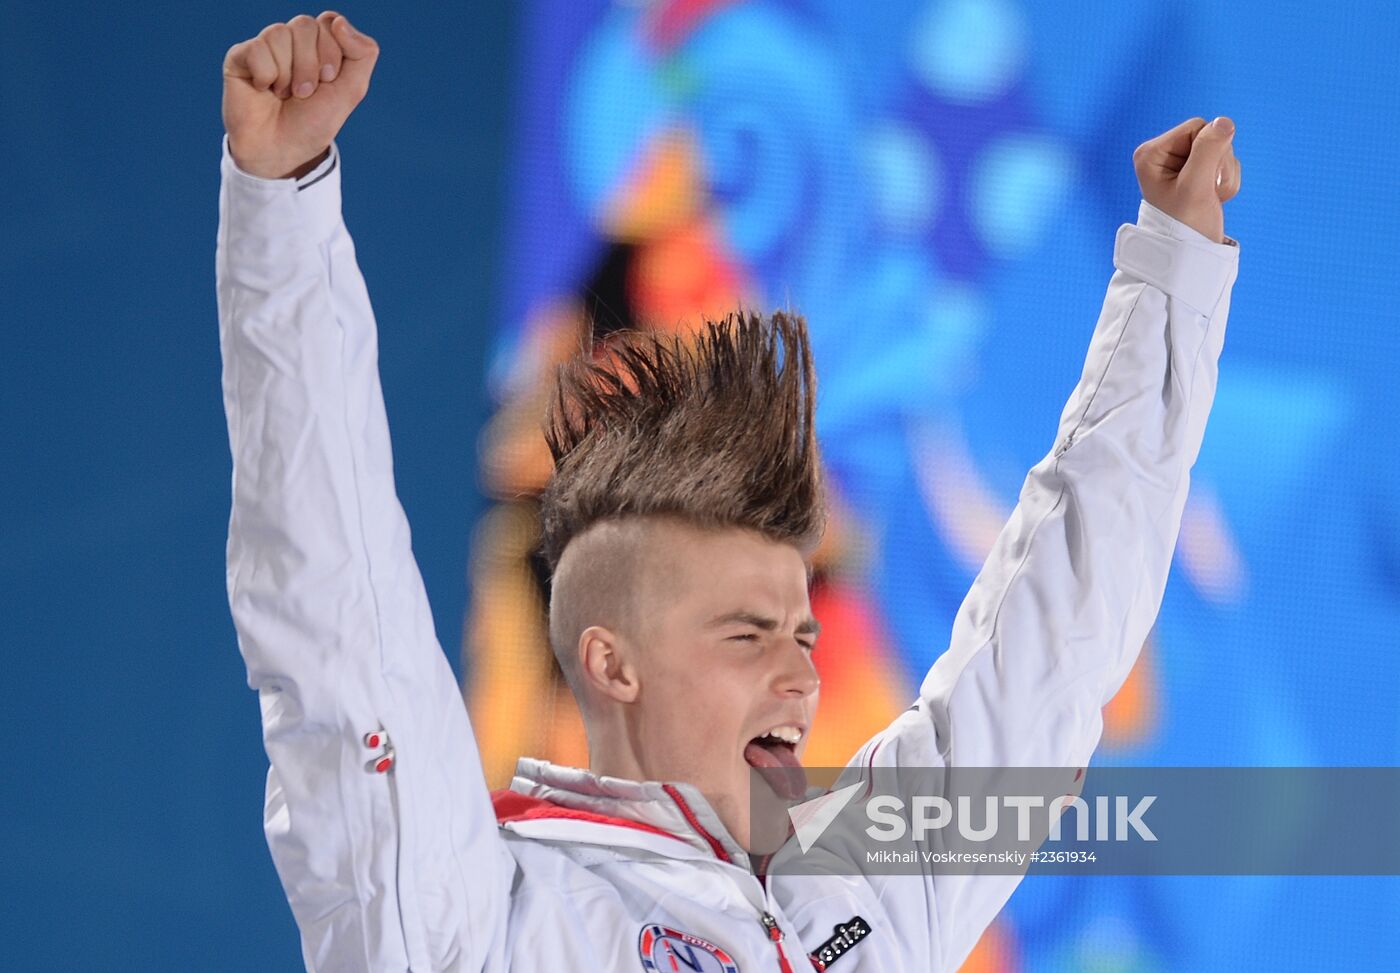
[[218, 12, 1241, 972]]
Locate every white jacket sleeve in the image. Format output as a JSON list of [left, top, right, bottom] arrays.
[[216, 135, 513, 972], [860, 201, 1240, 970]]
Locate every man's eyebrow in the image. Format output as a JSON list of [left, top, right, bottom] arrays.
[[707, 610, 822, 636]]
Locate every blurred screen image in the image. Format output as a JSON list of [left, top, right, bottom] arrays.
[[461, 2, 1400, 969]]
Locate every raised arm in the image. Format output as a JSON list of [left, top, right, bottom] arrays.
[[914, 116, 1241, 770], [851, 117, 1242, 969], [217, 13, 511, 970]]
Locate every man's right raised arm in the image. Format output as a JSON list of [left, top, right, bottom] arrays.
[[216, 13, 512, 971]]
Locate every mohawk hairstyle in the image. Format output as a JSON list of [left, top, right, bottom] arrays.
[[539, 309, 827, 572]]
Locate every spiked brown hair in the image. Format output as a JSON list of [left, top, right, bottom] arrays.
[[538, 309, 828, 573]]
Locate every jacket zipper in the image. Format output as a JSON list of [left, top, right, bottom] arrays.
[[760, 910, 798, 973], [663, 785, 806, 972]]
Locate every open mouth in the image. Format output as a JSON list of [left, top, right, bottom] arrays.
[[743, 726, 808, 800]]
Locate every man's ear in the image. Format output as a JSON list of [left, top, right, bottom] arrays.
[[577, 625, 640, 704]]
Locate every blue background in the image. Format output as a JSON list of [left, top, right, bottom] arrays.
[[4, 1, 1399, 970], [2, 4, 514, 968]]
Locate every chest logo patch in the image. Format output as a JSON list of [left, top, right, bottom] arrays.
[[638, 924, 740, 972], [809, 916, 872, 970]]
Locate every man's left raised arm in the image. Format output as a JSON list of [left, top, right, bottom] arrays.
[[915, 117, 1241, 775], [852, 116, 1242, 971], [913, 200, 1239, 771]]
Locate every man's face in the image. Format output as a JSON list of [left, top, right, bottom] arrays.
[[625, 520, 821, 849]]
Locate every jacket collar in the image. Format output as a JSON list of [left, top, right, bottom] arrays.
[[494, 757, 751, 868]]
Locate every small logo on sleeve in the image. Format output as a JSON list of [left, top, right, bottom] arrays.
[[638, 924, 740, 972], [808, 916, 871, 971]]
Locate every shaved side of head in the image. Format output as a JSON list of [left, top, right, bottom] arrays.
[[547, 516, 682, 710]]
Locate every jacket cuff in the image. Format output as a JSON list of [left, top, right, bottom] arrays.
[[1136, 199, 1238, 249], [1112, 199, 1240, 317], [219, 134, 342, 245]]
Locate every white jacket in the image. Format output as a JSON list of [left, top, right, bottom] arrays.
[[216, 135, 1240, 972]]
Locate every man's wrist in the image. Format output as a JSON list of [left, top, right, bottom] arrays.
[[1137, 200, 1238, 251], [227, 140, 332, 181], [283, 147, 332, 180]]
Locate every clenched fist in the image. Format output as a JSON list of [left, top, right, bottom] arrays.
[[1133, 116, 1241, 245], [222, 11, 379, 179]]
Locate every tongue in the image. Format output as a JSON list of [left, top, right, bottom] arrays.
[[744, 740, 808, 800]]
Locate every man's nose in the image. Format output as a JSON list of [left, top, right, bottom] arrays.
[[773, 638, 820, 698]]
